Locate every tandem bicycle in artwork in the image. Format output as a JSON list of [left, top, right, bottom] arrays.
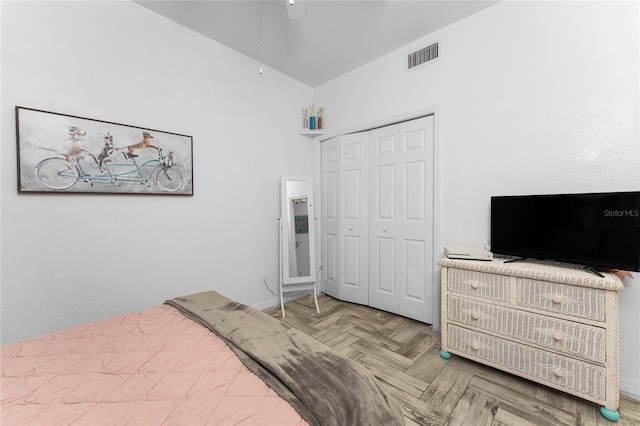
[[16, 107, 193, 195]]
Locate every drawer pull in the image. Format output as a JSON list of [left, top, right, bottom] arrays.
[[471, 342, 480, 351], [470, 281, 480, 289], [552, 331, 564, 341], [471, 311, 481, 320], [552, 295, 563, 304], [553, 367, 564, 378]]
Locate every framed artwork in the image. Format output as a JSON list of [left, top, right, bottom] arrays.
[[16, 106, 193, 195], [294, 215, 309, 234]]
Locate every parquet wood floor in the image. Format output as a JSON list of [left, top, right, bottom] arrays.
[[264, 294, 640, 426]]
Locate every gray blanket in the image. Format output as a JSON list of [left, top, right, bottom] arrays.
[[165, 291, 404, 426]]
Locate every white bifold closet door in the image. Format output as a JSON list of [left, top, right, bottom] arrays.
[[321, 137, 339, 299], [321, 115, 434, 324], [368, 116, 434, 323], [321, 132, 369, 305]]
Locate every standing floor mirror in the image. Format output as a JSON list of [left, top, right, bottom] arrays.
[[279, 176, 319, 317]]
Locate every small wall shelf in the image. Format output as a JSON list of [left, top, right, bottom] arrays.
[[298, 130, 327, 137]]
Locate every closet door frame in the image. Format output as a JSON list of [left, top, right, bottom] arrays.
[[313, 106, 442, 332]]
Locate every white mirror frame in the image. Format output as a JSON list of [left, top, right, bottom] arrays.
[[279, 176, 319, 318], [280, 176, 317, 285]]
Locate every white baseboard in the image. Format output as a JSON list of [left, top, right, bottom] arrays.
[[620, 377, 640, 401]]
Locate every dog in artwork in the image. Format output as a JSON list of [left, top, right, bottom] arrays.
[[120, 131, 157, 159], [97, 133, 116, 171], [64, 126, 89, 160]]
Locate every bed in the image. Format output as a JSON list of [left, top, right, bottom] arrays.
[[1, 291, 404, 425]]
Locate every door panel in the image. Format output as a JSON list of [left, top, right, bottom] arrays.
[[369, 116, 434, 323], [343, 235, 361, 287], [376, 237, 396, 294], [404, 239, 426, 300], [398, 117, 434, 323], [321, 139, 339, 297], [369, 126, 400, 312], [339, 132, 368, 304], [324, 233, 337, 284], [376, 164, 396, 220], [343, 169, 361, 219], [377, 135, 396, 155], [405, 160, 426, 221]]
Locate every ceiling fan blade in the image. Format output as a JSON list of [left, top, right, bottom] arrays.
[[287, 0, 306, 19]]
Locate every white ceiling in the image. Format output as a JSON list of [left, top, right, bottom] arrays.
[[135, 0, 500, 87]]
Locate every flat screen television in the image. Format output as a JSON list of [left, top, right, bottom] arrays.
[[491, 191, 640, 272]]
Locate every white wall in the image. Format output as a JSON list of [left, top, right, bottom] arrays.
[[1, 1, 313, 344], [314, 1, 640, 397]]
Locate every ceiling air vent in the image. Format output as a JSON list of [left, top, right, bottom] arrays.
[[408, 41, 439, 70]]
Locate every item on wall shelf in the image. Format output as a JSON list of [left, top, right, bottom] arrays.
[[301, 103, 324, 130], [16, 106, 193, 195], [317, 107, 324, 129]]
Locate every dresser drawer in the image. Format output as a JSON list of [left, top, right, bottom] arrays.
[[446, 325, 606, 402], [517, 278, 606, 322], [447, 295, 606, 363], [447, 269, 509, 302]]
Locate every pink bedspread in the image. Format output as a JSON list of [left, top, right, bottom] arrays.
[[1, 305, 308, 425]]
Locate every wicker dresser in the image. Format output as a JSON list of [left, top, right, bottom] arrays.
[[438, 258, 624, 421]]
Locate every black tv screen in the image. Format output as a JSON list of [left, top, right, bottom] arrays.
[[491, 191, 640, 272]]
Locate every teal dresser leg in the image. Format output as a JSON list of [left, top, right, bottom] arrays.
[[439, 350, 451, 359], [599, 406, 620, 422]]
